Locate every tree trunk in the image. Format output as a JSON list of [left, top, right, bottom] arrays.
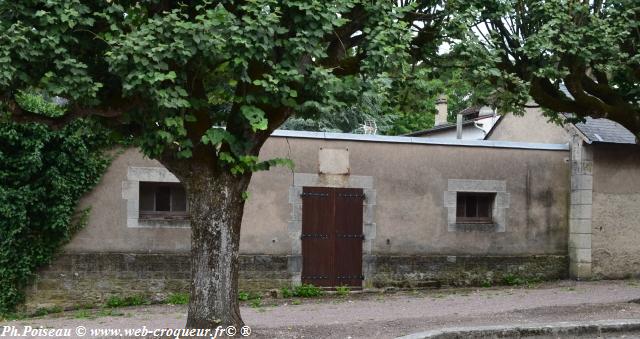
[[169, 162, 252, 331]]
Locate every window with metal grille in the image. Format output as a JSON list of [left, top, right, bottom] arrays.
[[139, 182, 188, 220], [456, 192, 495, 224]]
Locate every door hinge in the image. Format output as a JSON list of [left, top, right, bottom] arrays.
[[336, 234, 365, 240], [337, 193, 366, 199], [336, 275, 364, 280], [300, 233, 329, 239], [300, 192, 329, 198]]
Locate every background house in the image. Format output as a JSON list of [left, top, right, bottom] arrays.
[[406, 97, 501, 140]]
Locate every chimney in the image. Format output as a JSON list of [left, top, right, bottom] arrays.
[[435, 95, 448, 126]]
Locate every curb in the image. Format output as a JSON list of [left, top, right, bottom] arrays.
[[396, 319, 640, 339]]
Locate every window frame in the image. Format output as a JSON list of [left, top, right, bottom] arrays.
[[138, 182, 189, 220], [455, 192, 496, 224]]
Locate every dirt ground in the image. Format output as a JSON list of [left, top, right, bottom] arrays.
[[3, 280, 640, 338]]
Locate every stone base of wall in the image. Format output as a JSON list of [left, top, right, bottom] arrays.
[[24, 253, 568, 311], [24, 253, 289, 311], [365, 255, 568, 288]]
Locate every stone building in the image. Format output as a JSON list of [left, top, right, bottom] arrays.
[[25, 108, 640, 310]]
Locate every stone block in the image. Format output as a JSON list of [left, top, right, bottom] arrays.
[[570, 189, 593, 205], [288, 186, 302, 204], [569, 233, 591, 249], [570, 262, 592, 279], [363, 188, 376, 204], [318, 148, 350, 174], [363, 205, 375, 224], [287, 255, 302, 274], [570, 248, 592, 263], [569, 218, 592, 234], [443, 191, 456, 208], [364, 222, 376, 240], [571, 175, 593, 190], [569, 204, 592, 220], [290, 203, 302, 221], [448, 179, 506, 192], [288, 220, 301, 233], [495, 192, 511, 208], [127, 166, 179, 182]]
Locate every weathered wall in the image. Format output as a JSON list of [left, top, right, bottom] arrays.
[[488, 107, 569, 144], [26, 134, 571, 308], [591, 144, 640, 278], [25, 253, 288, 310], [65, 137, 571, 257]]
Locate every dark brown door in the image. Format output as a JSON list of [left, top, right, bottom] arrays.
[[301, 187, 364, 287]]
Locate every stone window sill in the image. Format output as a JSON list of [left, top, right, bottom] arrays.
[[453, 223, 499, 232]]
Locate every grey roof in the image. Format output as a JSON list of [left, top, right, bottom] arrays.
[[573, 117, 637, 144], [557, 83, 636, 144], [271, 129, 569, 151]]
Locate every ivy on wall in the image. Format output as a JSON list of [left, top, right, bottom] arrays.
[[0, 96, 113, 314]]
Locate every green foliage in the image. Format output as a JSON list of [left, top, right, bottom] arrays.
[[73, 309, 92, 319], [238, 291, 261, 302], [335, 285, 350, 297], [249, 297, 262, 308], [448, 0, 640, 133], [481, 278, 493, 288], [238, 291, 250, 301], [282, 66, 491, 135], [32, 306, 63, 317], [0, 93, 112, 314], [293, 284, 324, 298], [104, 295, 150, 308], [0, 1, 443, 170], [502, 274, 542, 287], [165, 292, 189, 305], [280, 286, 294, 299]]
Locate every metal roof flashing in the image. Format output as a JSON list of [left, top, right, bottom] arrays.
[[271, 130, 570, 151]]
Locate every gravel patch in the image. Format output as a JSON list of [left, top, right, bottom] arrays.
[[2, 280, 640, 338]]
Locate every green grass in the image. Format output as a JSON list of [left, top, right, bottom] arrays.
[[335, 285, 350, 297], [97, 308, 124, 317], [73, 309, 93, 319], [502, 274, 543, 287], [33, 306, 63, 317], [249, 297, 262, 308], [166, 292, 189, 305], [238, 291, 262, 302], [105, 295, 150, 308]]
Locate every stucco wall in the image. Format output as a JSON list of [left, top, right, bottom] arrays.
[[488, 107, 569, 144], [65, 136, 570, 257], [591, 144, 640, 278]]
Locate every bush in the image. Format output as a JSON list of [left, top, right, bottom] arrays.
[[293, 284, 324, 298], [0, 108, 113, 314], [280, 287, 293, 298]]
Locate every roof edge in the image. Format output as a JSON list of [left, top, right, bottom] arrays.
[[271, 130, 570, 151]]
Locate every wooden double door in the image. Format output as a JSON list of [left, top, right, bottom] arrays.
[[301, 186, 364, 287]]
